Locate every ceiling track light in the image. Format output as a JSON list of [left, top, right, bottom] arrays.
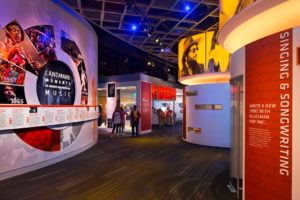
[[185, 5, 190, 11], [131, 24, 137, 30]]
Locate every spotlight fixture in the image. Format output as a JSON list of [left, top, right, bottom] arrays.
[[155, 38, 160, 43], [147, 61, 151, 66], [185, 5, 190, 11], [131, 24, 137, 30], [159, 42, 163, 46], [160, 48, 164, 52]]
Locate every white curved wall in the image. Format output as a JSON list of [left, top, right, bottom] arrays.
[[183, 83, 230, 147], [230, 47, 245, 78], [0, 0, 98, 180]]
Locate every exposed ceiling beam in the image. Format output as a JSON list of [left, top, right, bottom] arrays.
[[166, 7, 219, 51], [77, 0, 83, 14], [100, 0, 105, 27], [129, 0, 156, 43], [118, 4, 127, 29]]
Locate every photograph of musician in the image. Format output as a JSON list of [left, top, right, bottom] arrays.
[[0, 21, 45, 75]]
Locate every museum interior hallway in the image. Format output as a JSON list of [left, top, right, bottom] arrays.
[[0, 124, 236, 200]]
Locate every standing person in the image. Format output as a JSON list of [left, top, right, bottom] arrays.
[[157, 108, 162, 125], [166, 106, 173, 124], [112, 106, 121, 135], [120, 107, 126, 134], [98, 104, 102, 127], [160, 109, 166, 125], [130, 105, 140, 137]]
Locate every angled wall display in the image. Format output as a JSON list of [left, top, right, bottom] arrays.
[[0, 0, 98, 180]]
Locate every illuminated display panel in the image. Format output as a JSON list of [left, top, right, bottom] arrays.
[[219, 0, 300, 53], [178, 31, 230, 85], [219, 0, 256, 29]]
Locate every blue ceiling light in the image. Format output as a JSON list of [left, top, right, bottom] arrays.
[[185, 5, 190, 11], [131, 24, 137, 31]]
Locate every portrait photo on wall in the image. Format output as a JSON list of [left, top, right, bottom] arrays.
[[0, 84, 26, 104], [178, 31, 230, 79], [178, 35, 205, 78], [78, 61, 88, 94], [107, 83, 115, 98], [206, 31, 230, 73], [61, 30, 88, 99], [0, 57, 26, 85], [25, 25, 57, 63], [61, 30, 84, 68], [0, 20, 46, 75]]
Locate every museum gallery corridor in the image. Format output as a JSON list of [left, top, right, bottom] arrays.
[[0, 125, 234, 200]]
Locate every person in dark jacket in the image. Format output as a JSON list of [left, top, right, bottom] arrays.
[[130, 105, 140, 137]]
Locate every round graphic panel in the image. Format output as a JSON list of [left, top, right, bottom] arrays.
[[36, 60, 75, 105]]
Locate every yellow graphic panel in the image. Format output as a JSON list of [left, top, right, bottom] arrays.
[[178, 34, 205, 78], [178, 31, 230, 79], [220, 0, 256, 29]]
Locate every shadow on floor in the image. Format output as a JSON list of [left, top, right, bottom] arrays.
[[212, 170, 239, 200]]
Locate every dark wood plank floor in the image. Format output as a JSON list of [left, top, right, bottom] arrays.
[[0, 124, 236, 200]]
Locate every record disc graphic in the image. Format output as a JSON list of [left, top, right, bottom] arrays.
[[0, 20, 89, 151]]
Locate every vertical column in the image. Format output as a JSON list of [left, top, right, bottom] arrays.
[[106, 82, 116, 129], [140, 81, 152, 133]]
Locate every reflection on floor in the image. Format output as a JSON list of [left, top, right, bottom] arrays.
[[0, 124, 237, 200]]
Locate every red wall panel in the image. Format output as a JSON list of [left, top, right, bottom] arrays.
[[245, 29, 292, 200]]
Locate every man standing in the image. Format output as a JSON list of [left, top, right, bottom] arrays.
[[180, 36, 205, 77], [130, 105, 140, 137]]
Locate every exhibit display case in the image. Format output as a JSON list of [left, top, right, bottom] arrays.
[[0, 0, 98, 180]]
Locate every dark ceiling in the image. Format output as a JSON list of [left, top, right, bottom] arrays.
[[62, 0, 219, 63]]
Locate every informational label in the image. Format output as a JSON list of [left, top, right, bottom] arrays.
[[67, 109, 73, 121], [0, 106, 99, 131], [44, 110, 55, 124], [0, 109, 8, 128], [12, 109, 25, 127], [245, 29, 292, 200], [56, 109, 66, 123], [141, 81, 152, 131]]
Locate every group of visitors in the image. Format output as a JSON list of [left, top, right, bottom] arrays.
[[152, 106, 174, 125], [112, 105, 140, 137]]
